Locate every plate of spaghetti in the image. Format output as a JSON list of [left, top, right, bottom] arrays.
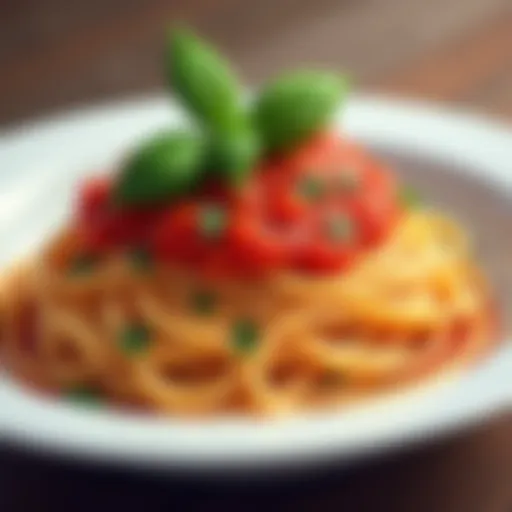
[[0, 28, 511, 470]]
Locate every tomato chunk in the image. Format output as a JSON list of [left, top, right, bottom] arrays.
[[76, 133, 401, 276]]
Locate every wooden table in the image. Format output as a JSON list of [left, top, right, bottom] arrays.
[[0, 1, 511, 510], [1, 0, 511, 126]]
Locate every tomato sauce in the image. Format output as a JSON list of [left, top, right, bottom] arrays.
[[76, 133, 401, 277]]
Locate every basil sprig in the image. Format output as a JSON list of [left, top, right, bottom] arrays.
[[114, 28, 350, 206]]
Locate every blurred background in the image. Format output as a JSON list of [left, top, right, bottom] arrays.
[[0, 0, 511, 127]]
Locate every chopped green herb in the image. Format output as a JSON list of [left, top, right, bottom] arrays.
[[297, 175, 325, 202], [64, 385, 102, 406], [128, 247, 152, 271], [198, 205, 227, 239], [119, 324, 151, 355], [231, 318, 259, 354], [399, 185, 422, 209], [335, 168, 359, 193], [325, 215, 353, 243], [191, 290, 216, 315], [68, 254, 97, 276]]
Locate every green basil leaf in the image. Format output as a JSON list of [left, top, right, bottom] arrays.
[[114, 130, 205, 207], [254, 71, 349, 153], [206, 126, 261, 187], [166, 27, 244, 133]]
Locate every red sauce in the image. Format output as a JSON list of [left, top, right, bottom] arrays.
[[76, 133, 401, 277]]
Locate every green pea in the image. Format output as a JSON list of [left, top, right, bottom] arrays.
[[198, 205, 228, 240], [297, 175, 326, 202], [64, 386, 102, 407], [254, 71, 349, 153], [114, 130, 205, 206], [399, 185, 422, 209], [231, 319, 259, 354], [166, 27, 244, 133], [68, 254, 97, 276], [335, 168, 359, 193], [206, 125, 261, 187], [119, 324, 151, 355], [325, 215, 353, 243], [128, 247, 152, 272], [191, 290, 216, 315]]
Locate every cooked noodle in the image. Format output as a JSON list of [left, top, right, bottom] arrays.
[[0, 211, 493, 415]]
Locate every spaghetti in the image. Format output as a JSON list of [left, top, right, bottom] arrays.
[[0, 200, 493, 415]]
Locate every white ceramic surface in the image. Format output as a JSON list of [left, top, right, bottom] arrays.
[[0, 95, 510, 470]]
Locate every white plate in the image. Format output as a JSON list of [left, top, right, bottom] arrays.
[[0, 95, 511, 471]]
